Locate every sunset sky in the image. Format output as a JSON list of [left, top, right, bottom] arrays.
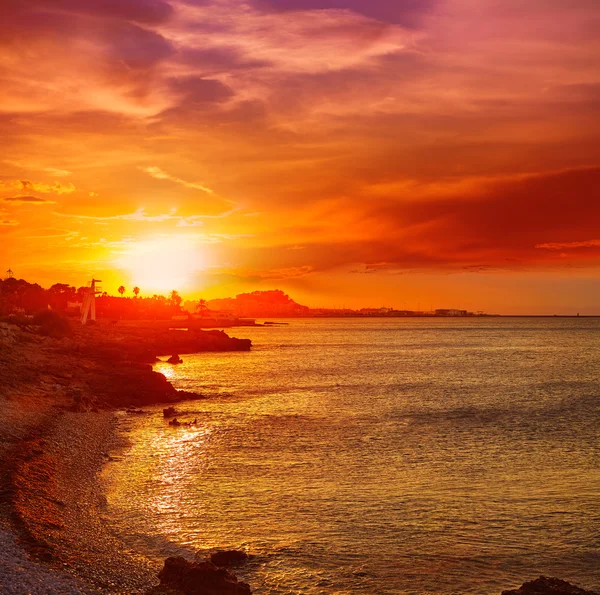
[[1, 0, 599, 313]]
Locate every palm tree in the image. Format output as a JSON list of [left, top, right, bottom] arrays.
[[196, 298, 209, 317], [133, 286, 140, 298], [118, 286, 125, 297], [169, 290, 182, 309]]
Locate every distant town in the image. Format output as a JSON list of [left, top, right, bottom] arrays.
[[0, 274, 482, 324], [192, 291, 479, 319]]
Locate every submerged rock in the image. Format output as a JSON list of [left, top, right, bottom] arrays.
[[163, 407, 178, 418], [149, 556, 251, 595], [209, 550, 249, 567], [167, 354, 183, 364], [502, 577, 599, 595]]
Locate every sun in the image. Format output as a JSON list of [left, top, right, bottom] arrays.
[[115, 236, 204, 293]]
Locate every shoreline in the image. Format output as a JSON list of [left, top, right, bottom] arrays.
[[0, 319, 251, 593], [6, 406, 600, 595], [7, 409, 158, 594], [1, 319, 599, 595]]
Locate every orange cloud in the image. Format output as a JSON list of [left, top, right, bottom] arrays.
[[1, 0, 599, 310], [3, 195, 55, 204], [536, 240, 600, 250], [141, 166, 214, 194], [0, 180, 76, 195]]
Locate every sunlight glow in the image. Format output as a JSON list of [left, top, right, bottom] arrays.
[[115, 236, 204, 292]]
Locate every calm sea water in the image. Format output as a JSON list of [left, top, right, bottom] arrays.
[[103, 318, 600, 595]]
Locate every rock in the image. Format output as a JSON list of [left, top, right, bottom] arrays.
[[163, 407, 178, 418], [177, 390, 206, 401], [153, 556, 252, 595], [168, 418, 182, 426], [71, 390, 95, 412], [502, 577, 599, 595], [88, 368, 179, 407], [167, 354, 183, 364], [209, 551, 249, 568]]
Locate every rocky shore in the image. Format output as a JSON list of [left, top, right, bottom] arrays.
[[0, 319, 251, 593], [0, 320, 598, 595]]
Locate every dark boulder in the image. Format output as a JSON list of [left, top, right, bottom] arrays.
[[71, 390, 95, 413], [209, 550, 249, 568], [89, 368, 178, 407], [167, 354, 183, 364], [163, 407, 178, 418], [152, 556, 251, 595], [502, 577, 599, 595], [169, 418, 182, 427]]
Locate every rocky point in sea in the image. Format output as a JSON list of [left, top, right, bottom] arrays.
[[146, 556, 252, 595], [502, 577, 599, 595]]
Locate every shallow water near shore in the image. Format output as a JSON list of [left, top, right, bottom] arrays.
[[103, 318, 600, 594]]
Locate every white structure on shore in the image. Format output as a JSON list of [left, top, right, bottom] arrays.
[[81, 279, 102, 324]]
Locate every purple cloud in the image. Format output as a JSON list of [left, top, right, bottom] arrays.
[[168, 76, 235, 103], [29, 0, 173, 24], [178, 46, 271, 73], [108, 22, 174, 69], [251, 0, 437, 26]]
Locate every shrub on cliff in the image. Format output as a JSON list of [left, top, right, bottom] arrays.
[[32, 310, 72, 338]]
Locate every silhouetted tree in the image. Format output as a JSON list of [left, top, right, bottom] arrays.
[[169, 290, 182, 309], [196, 299, 209, 317], [0, 277, 191, 320], [118, 286, 126, 297], [48, 283, 75, 296], [133, 286, 140, 298], [47, 283, 76, 310]]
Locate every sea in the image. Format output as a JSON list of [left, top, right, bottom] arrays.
[[103, 318, 600, 595]]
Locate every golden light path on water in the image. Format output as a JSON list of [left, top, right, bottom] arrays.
[[103, 318, 600, 595]]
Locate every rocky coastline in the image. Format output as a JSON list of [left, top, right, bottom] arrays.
[[0, 319, 251, 593], [0, 320, 598, 595]]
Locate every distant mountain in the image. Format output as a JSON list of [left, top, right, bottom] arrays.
[[185, 290, 309, 318]]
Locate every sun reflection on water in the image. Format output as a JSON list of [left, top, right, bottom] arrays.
[[104, 319, 600, 595]]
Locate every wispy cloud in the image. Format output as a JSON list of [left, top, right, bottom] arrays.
[[54, 207, 178, 223], [4, 161, 72, 177], [236, 265, 315, 280], [0, 210, 19, 226], [54, 207, 237, 225], [0, 180, 76, 195], [24, 230, 80, 239], [3, 195, 56, 204], [141, 167, 214, 194], [42, 167, 72, 177], [536, 239, 600, 250]]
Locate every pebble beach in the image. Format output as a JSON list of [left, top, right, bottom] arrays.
[[0, 408, 158, 594]]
